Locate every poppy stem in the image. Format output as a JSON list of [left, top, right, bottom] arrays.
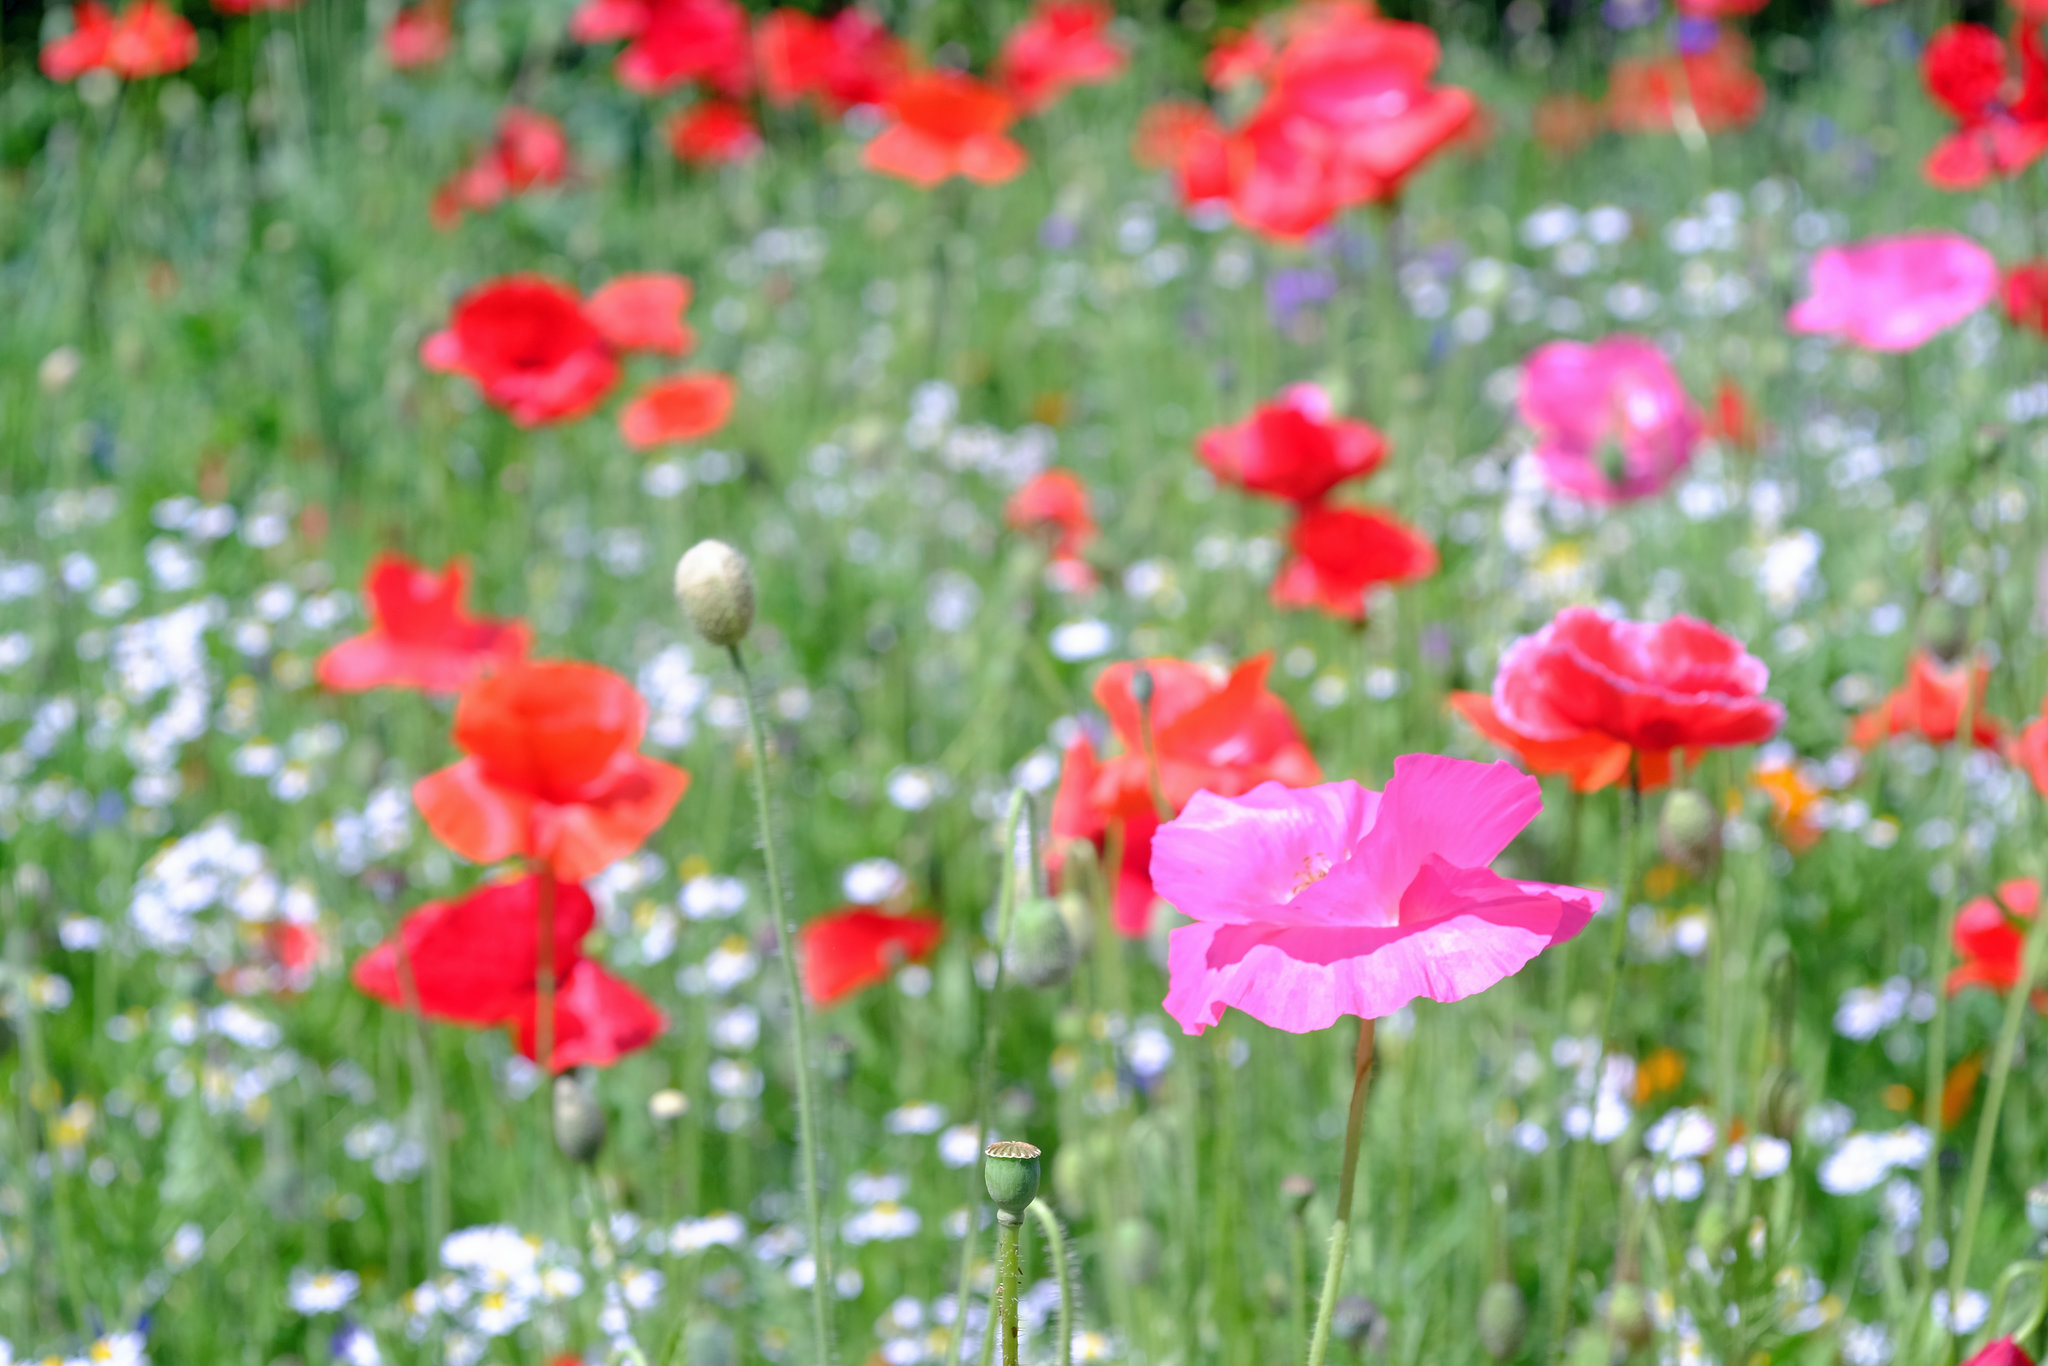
[[534, 863, 557, 1092], [392, 935, 451, 1254], [1030, 1199, 1073, 1366], [729, 643, 836, 1366], [1548, 764, 1640, 1357], [1133, 670, 1173, 821], [1951, 870, 2048, 1347], [994, 1211, 1024, 1366], [1305, 1016, 1377, 1366], [945, 788, 1029, 1366]]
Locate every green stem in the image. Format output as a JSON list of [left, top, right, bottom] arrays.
[[1029, 1201, 1073, 1366], [946, 790, 1029, 1366], [730, 644, 835, 1366], [1948, 868, 2048, 1333], [996, 1213, 1023, 1366], [1549, 771, 1640, 1356], [1291, 1205, 1310, 1365], [1306, 1017, 1378, 1366], [534, 864, 557, 1081]]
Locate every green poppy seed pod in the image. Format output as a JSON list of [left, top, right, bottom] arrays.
[[2027, 1180, 2048, 1234], [1919, 597, 1969, 663], [1656, 789, 1721, 876], [1759, 1064, 1806, 1140], [1604, 1281, 1652, 1350], [674, 539, 756, 647], [552, 1071, 607, 1166], [1110, 1217, 1161, 1285], [1476, 1280, 1527, 1361], [1280, 1173, 1316, 1217], [983, 1140, 1042, 1222], [1006, 896, 1078, 989]]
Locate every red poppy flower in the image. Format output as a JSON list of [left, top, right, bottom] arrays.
[[386, 4, 453, 69], [864, 72, 1028, 188], [43, 1, 197, 81], [515, 959, 668, 1069], [1948, 880, 2046, 1007], [2013, 713, 2048, 793], [422, 276, 620, 426], [1133, 100, 1216, 169], [996, 1, 1128, 113], [215, 0, 298, 11], [1849, 650, 2005, 749], [1448, 691, 1674, 793], [1205, 28, 1274, 88], [584, 273, 696, 355], [755, 7, 907, 113], [799, 908, 945, 1004], [1270, 504, 1438, 620], [570, 0, 651, 43], [1608, 35, 1765, 135], [1960, 1340, 2039, 1366], [1710, 376, 1760, 452], [1052, 655, 1320, 934], [413, 661, 690, 881], [1197, 383, 1387, 505], [1493, 607, 1784, 755], [614, 0, 753, 97], [669, 101, 763, 164], [2004, 261, 2048, 332], [317, 554, 530, 695], [431, 108, 573, 228], [619, 374, 737, 449], [353, 877, 599, 1027], [1005, 469, 1096, 559], [1921, 23, 2048, 189]]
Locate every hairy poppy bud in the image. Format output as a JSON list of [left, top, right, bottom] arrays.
[[983, 1139, 1042, 1222], [1759, 1064, 1805, 1140], [1477, 1280, 1527, 1360], [2028, 1180, 2048, 1234], [1110, 1217, 1161, 1285], [1007, 896, 1078, 988], [674, 539, 756, 647], [553, 1071, 607, 1166], [1657, 789, 1720, 876]]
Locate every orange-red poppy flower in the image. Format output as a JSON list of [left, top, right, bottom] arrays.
[[317, 554, 530, 695], [584, 274, 697, 355], [1949, 879, 2047, 1008], [864, 72, 1028, 187], [1005, 469, 1096, 559], [1753, 756, 1825, 851], [1269, 504, 1437, 621], [1850, 650, 2005, 749], [669, 101, 764, 164], [414, 661, 690, 881], [2012, 713, 2048, 793], [1608, 35, 1765, 135], [799, 908, 945, 1004], [619, 374, 736, 449], [1448, 691, 1674, 793], [996, 0, 1128, 113]]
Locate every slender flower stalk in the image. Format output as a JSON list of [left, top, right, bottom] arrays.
[[947, 790, 1030, 1366], [994, 1214, 1023, 1366], [983, 1141, 1041, 1366], [533, 863, 557, 1095], [1549, 767, 1640, 1352], [1030, 1199, 1074, 1366], [732, 643, 835, 1365], [1132, 668, 1173, 821], [1306, 1018, 1378, 1366]]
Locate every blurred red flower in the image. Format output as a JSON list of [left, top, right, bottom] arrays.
[[386, 4, 453, 69], [1710, 376, 1760, 452], [1960, 1340, 2039, 1366], [584, 273, 696, 354], [431, 108, 573, 228], [1053, 655, 1320, 934], [570, 0, 650, 43], [2013, 713, 2048, 792], [2004, 260, 2048, 332], [1205, 28, 1274, 88], [619, 373, 737, 449], [1006, 469, 1098, 591], [414, 661, 690, 881], [1270, 504, 1437, 620], [615, 0, 753, 96], [799, 908, 945, 1004], [215, 0, 299, 11], [1198, 383, 1387, 505], [42, 1, 197, 81], [1921, 23, 2048, 189], [1449, 691, 1674, 792], [317, 554, 530, 695], [422, 276, 619, 425], [1493, 607, 1783, 756], [1675, 0, 1765, 14], [997, 1, 1128, 113], [865, 72, 1028, 187], [1850, 650, 2006, 749], [756, 7, 907, 113], [669, 101, 764, 164], [1948, 880, 2046, 1006], [1608, 36, 1765, 135]]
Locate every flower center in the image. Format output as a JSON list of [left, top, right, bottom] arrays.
[[1290, 851, 1334, 896]]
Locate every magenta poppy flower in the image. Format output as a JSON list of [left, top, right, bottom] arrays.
[[1787, 233, 1999, 352], [1519, 336, 1702, 502], [1154, 755, 1600, 1036]]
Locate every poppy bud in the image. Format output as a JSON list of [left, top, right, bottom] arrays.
[[983, 1139, 1042, 1222], [1476, 1280, 1527, 1361], [2028, 1180, 2048, 1234], [553, 1071, 607, 1166], [1759, 1064, 1805, 1140], [1919, 597, 1970, 664], [1332, 1296, 1387, 1354], [674, 539, 756, 647], [1110, 1217, 1161, 1285], [1056, 886, 1096, 960], [1280, 1173, 1316, 1217], [1131, 668, 1155, 706], [1656, 789, 1720, 876], [1603, 1280, 1652, 1350], [1006, 896, 1078, 989]]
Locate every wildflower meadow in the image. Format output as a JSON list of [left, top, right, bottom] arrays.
[[9, 1, 2048, 1364]]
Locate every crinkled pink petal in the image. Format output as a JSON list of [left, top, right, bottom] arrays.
[[1150, 780, 1379, 927], [1313, 756, 1542, 924]]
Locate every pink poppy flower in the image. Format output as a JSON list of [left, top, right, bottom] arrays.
[[1787, 233, 1999, 352], [1960, 1340, 2037, 1366], [1519, 336, 1703, 502], [1154, 754, 1600, 1035]]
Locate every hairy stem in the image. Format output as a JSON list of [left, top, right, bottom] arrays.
[[1306, 1018, 1377, 1366]]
